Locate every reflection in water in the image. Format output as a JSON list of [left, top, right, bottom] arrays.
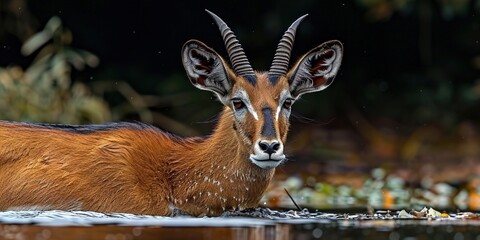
[[0, 209, 478, 240]]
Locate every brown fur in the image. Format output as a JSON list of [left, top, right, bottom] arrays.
[[0, 74, 289, 216]]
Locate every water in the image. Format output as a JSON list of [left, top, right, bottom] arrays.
[[0, 208, 478, 240], [0, 208, 478, 225]]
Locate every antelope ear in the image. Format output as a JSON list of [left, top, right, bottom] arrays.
[[182, 39, 234, 104], [287, 40, 343, 98]]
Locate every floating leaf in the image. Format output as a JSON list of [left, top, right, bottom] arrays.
[[427, 207, 443, 218], [398, 209, 415, 218]]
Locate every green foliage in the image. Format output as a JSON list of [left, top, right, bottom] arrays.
[[0, 17, 111, 124], [266, 168, 480, 211]]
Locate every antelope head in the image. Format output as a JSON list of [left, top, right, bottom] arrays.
[[182, 10, 343, 169]]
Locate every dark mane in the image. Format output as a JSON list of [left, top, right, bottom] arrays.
[[36, 121, 156, 134], [0, 121, 156, 134]]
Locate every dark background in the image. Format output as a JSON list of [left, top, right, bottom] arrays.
[[1, 0, 480, 182]]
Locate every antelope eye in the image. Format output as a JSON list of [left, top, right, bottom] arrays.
[[232, 98, 245, 110], [283, 99, 293, 110]]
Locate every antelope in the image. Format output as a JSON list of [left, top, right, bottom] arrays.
[[0, 10, 343, 216]]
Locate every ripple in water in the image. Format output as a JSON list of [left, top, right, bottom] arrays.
[[0, 208, 477, 227]]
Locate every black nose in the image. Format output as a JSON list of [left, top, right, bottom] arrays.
[[258, 141, 280, 155]]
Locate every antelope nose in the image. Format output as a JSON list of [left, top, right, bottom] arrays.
[[258, 141, 281, 155]]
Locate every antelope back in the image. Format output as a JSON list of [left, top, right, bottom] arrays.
[[182, 10, 343, 169]]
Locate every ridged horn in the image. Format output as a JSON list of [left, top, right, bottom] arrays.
[[269, 14, 308, 77], [205, 9, 255, 77]]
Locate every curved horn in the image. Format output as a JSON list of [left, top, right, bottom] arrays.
[[269, 14, 308, 77], [205, 9, 255, 77]]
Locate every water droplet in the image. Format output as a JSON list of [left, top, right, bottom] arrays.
[[158, 50, 162, 54]]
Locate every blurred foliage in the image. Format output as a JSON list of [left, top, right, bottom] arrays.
[[0, 0, 201, 134], [356, 0, 476, 20], [264, 168, 480, 211], [0, 16, 110, 124], [353, 0, 480, 126], [355, 0, 416, 21]]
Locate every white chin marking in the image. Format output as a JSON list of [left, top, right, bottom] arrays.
[[249, 156, 284, 169]]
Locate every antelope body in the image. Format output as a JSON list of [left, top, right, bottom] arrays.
[[0, 10, 343, 216]]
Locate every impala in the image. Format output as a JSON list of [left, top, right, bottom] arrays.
[[0, 10, 343, 216]]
